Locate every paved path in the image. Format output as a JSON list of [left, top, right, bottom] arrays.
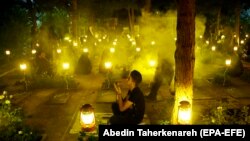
[[2, 63, 250, 140]]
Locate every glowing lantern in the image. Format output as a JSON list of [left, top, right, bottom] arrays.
[[57, 49, 62, 54], [136, 47, 141, 52], [240, 40, 244, 44], [20, 63, 27, 71], [149, 60, 156, 67], [83, 48, 89, 53], [132, 41, 136, 45], [151, 41, 155, 45], [32, 49, 36, 54], [110, 47, 115, 53], [80, 104, 96, 132], [178, 101, 191, 124], [233, 46, 238, 51], [63, 63, 69, 70], [5, 50, 10, 55], [225, 59, 231, 67], [64, 36, 70, 41], [73, 42, 78, 46], [105, 61, 112, 69], [211, 46, 216, 51]]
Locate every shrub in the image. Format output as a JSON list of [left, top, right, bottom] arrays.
[[0, 91, 42, 141], [201, 101, 250, 125]]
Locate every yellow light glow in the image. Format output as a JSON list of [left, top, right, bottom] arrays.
[[105, 61, 112, 69], [233, 34, 237, 38], [113, 41, 117, 46], [127, 34, 131, 39], [246, 34, 249, 38], [63, 63, 69, 70], [20, 64, 27, 71], [80, 112, 95, 125], [132, 41, 136, 45], [83, 39, 87, 42], [64, 36, 70, 41], [211, 46, 216, 51], [221, 35, 225, 39], [73, 42, 78, 46], [98, 39, 102, 42], [83, 48, 89, 53], [32, 49, 36, 54], [36, 43, 39, 47], [110, 47, 115, 53], [103, 35, 106, 40], [149, 60, 156, 67], [225, 59, 231, 66], [136, 47, 141, 52], [94, 34, 99, 38], [5, 50, 10, 55], [151, 41, 155, 45], [57, 49, 62, 54], [233, 46, 238, 51], [174, 38, 177, 41], [178, 101, 191, 124], [240, 40, 244, 44], [199, 35, 203, 39], [80, 104, 95, 131], [206, 40, 209, 44]]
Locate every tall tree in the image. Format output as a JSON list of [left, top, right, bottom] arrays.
[[171, 0, 195, 124], [72, 0, 78, 42]]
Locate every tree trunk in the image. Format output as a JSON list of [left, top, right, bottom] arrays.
[[171, 0, 195, 124], [216, 7, 221, 41], [235, 0, 240, 46], [128, 8, 134, 37], [72, 0, 78, 42], [28, 0, 37, 48], [144, 0, 151, 12]]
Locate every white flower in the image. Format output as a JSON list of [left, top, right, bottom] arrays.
[[217, 106, 222, 110], [5, 100, 10, 104], [3, 91, 7, 95], [18, 130, 23, 134], [0, 95, 4, 100]]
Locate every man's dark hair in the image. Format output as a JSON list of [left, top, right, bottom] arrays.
[[130, 70, 142, 85]]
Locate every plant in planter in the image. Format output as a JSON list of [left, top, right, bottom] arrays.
[[0, 91, 42, 141], [201, 101, 250, 125]]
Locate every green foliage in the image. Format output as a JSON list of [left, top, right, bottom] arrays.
[[29, 75, 78, 90], [240, 70, 250, 83], [0, 5, 31, 57], [0, 91, 42, 141], [78, 131, 98, 141], [201, 101, 250, 125], [208, 71, 232, 86]]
